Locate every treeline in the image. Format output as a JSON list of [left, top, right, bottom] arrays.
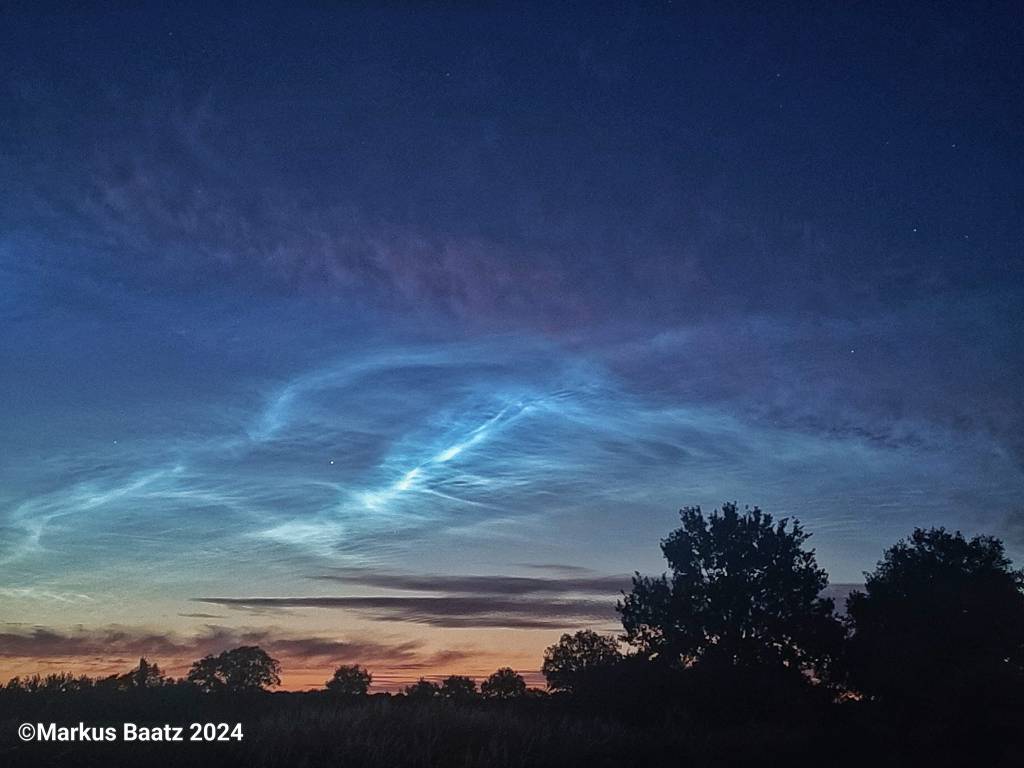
[[5, 502, 1024, 723], [0, 658, 543, 702]]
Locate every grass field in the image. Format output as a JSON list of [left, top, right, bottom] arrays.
[[0, 693, 817, 767], [5, 690, 1022, 768]]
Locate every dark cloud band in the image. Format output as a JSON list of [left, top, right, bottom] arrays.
[[194, 595, 617, 629]]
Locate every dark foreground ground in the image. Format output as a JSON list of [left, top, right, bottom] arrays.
[[2, 690, 1022, 768]]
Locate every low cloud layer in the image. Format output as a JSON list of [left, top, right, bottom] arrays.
[[0, 624, 445, 662], [196, 568, 627, 629], [0, 624, 474, 681], [195, 595, 616, 629], [309, 568, 631, 596]]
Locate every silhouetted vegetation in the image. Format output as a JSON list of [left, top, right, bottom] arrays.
[[541, 629, 622, 693], [187, 646, 281, 693], [618, 503, 844, 679], [403, 677, 441, 700], [325, 664, 372, 697], [479, 667, 527, 700], [845, 527, 1024, 713], [438, 675, 478, 702], [3, 504, 1024, 767]]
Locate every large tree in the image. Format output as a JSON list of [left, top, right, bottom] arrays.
[[439, 675, 478, 702], [480, 667, 526, 700], [403, 678, 440, 700], [845, 527, 1024, 705], [542, 630, 622, 692], [618, 503, 843, 676], [325, 664, 372, 696], [187, 646, 281, 693]]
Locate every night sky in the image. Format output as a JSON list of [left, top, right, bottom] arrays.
[[2, 3, 1022, 688]]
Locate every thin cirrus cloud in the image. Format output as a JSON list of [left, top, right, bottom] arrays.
[[0, 625, 472, 671], [194, 596, 616, 630], [13, 123, 591, 331], [3, 91, 1022, 589], [307, 567, 632, 596], [195, 574, 860, 628], [194, 568, 629, 629], [511, 564, 598, 575], [3, 329, 1020, 603]]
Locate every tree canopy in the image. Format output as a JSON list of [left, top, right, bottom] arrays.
[[480, 668, 526, 700], [403, 678, 441, 700], [618, 503, 843, 676], [845, 527, 1024, 705], [542, 630, 622, 692], [187, 646, 281, 693], [325, 664, 372, 696], [439, 675, 478, 701]]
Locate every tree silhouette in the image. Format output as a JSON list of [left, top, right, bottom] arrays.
[[403, 678, 440, 700], [325, 664, 372, 696], [187, 646, 281, 693], [618, 503, 843, 677], [541, 630, 622, 692], [439, 675, 478, 702], [480, 667, 526, 700], [127, 658, 167, 689], [6, 673, 94, 694], [845, 527, 1024, 707]]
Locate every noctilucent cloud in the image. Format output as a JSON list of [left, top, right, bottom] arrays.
[[1, 4, 1022, 688]]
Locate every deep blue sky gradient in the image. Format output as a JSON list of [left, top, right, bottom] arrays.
[[1, 2, 1022, 684]]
